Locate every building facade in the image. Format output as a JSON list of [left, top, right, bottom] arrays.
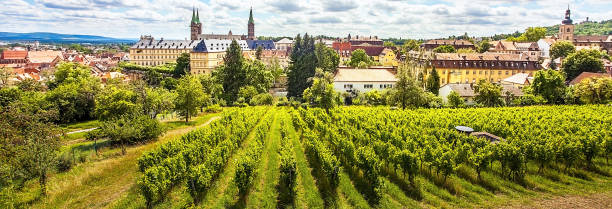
[[421, 39, 475, 51], [333, 67, 397, 94], [559, 7, 612, 55], [428, 53, 542, 85]]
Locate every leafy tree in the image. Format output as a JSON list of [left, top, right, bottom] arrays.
[[0, 87, 22, 107], [508, 27, 546, 42], [0, 103, 61, 196], [174, 52, 190, 77], [161, 77, 178, 90], [144, 70, 163, 87], [141, 87, 176, 119], [426, 67, 440, 94], [349, 49, 370, 68], [17, 78, 43, 92], [94, 84, 138, 120], [473, 79, 504, 107], [383, 41, 396, 47], [573, 77, 612, 104], [46, 81, 99, 123], [563, 49, 607, 81], [99, 114, 164, 155], [447, 91, 464, 108], [214, 40, 247, 102], [47, 62, 94, 89], [315, 43, 340, 74], [550, 41, 576, 60], [174, 75, 207, 122], [363, 90, 385, 105], [244, 60, 275, 94], [238, 85, 258, 103], [433, 45, 456, 53], [402, 39, 421, 54], [0, 67, 13, 88], [287, 34, 318, 98], [531, 69, 566, 104], [388, 65, 426, 109], [249, 93, 274, 106], [478, 41, 492, 53], [303, 69, 339, 113], [255, 45, 263, 60], [198, 74, 223, 102]]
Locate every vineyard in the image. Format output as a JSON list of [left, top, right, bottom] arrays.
[[134, 105, 612, 208]]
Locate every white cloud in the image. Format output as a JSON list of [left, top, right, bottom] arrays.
[[0, 0, 609, 40]]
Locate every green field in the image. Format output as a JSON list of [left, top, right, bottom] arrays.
[[124, 105, 612, 209], [9, 106, 612, 208]]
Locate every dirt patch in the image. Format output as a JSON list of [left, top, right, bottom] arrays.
[[499, 192, 612, 209]]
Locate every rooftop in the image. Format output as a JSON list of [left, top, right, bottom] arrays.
[[334, 68, 397, 82], [569, 72, 611, 85]]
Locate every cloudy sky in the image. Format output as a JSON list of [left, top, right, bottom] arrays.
[[2, 0, 611, 40]]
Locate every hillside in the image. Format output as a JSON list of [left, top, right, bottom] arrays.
[[546, 19, 612, 36], [0, 32, 136, 44]]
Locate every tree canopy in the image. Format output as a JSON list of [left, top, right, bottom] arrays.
[[563, 49, 606, 81], [349, 49, 370, 68], [287, 34, 318, 98], [550, 41, 576, 59], [433, 45, 456, 53], [426, 67, 441, 95], [474, 79, 504, 107], [530, 69, 566, 104], [174, 75, 207, 122]]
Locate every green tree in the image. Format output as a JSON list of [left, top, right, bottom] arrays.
[[174, 75, 207, 122], [563, 49, 607, 81], [141, 87, 176, 119], [426, 67, 441, 94], [303, 69, 339, 113], [478, 41, 492, 53], [198, 74, 223, 102], [94, 84, 138, 120], [550, 41, 576, 60], [244, 60, 275, 93], [174, 52, 190, 77], [255, 45, 263, 60], [473, 79, 504, 107], [383, 41, 396, 47], [388, 66, 426, 109], [531, 69, 567, 104], [523, 27, 547, 42], [402, 39, 421, 54], [99, 114, 164, 155], [0, 67, 13, 88], [433, 45, 456, 53], [0, 87, 22, 107], [238, 85, 258, 103], [573, 77, 612, 104], [315, 43, 340, 73], [0, 103, 61, 196], [447, 91, 464, 108], [214, 40, 247, 102], [287, 33, 318, 98], [349, 49, 370, 68]]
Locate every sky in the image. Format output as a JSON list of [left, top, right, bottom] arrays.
[[1, 0, 611, 40]]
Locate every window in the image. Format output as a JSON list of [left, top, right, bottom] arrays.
[[364, 84, 373, 89], [343, 84, 353, 89], [473, 70, 476, 75], [505, 71, 509, 75]]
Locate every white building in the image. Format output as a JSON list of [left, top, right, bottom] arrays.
[[333, 68, 397, 94], [275, 38, 293, 51], [537, 38, 556, 58]]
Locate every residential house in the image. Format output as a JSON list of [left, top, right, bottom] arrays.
[[569, 72, 611, 85], [333, 67, 397, 94], [501, 73, 532, 88]]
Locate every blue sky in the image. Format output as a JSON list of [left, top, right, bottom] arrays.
[[2, 0, 611, 40]]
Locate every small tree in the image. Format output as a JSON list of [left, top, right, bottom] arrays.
[[389, 66, 426, 109], [174, 52, 191, 77], [473, 79, 504, 107], [426, 67, 440, 94], [573, 77, 612, 104], [349, 49, 370, 68], [174, 75, 207, 122], [255, 45, 263, 60], [563, 49, 606, 81], [447, 91, 464, 108], [530, 69, 566, 104], [303, 69, 339, 113], [433, 45, 456, 53], [550, 41, 576, 60]]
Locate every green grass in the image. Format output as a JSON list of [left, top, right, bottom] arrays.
[[288, 124, 325, 208], [60, 120, 100, 132], [246, 112, 281, 209]]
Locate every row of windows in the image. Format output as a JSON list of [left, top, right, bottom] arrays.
[[132, 55, 180, 60], [437, 61, 535, 68], [344, 84, 393, 89], [441, 78, 501, 84], [440, 70, 528, 76], [133, 49, 190, 54]]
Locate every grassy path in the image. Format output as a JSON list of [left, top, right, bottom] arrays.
[[26, 113, 221, 209], [202, 110, 276, 209], [290, 128, 325, 209], [245, 112, 281, 209]]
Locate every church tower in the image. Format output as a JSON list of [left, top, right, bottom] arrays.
[[190, 8, 202, 40], [559, 5, 574, 41], [247, 7, 255, 40]]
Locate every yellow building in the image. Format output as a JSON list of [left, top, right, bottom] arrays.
[[129, 36, 254, 75], [426, 53, 542, 85], [379, 48, 398, 67]]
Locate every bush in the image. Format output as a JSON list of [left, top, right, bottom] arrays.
[[276, 96, 290, 106], [205, 104, 222, 113], [249, 93, 274, 106], [56, 153, 74, 172]]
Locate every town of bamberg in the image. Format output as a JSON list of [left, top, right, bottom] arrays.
[[0, 0, 611, 208]]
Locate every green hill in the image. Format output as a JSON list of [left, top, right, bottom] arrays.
[[545, 19, 612, 36]]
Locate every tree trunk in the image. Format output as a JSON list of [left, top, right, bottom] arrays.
[[39, 171, 47, 196], [94, 138, 98, 156], [185, 110, 189, 123], [121, 142, 127, 155]]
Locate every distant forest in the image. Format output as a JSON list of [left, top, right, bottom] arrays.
[[545, 19, 612, 36]]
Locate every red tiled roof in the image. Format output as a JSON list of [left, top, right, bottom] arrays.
[[351, 45, 385, 56], [569, 72, 611, 85], [1, 50, 28, 60]]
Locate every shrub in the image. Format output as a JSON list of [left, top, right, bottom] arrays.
[[250, 93, 274, 106]]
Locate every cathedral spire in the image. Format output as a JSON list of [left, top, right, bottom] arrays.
[[248, 7, 254, 25], [191, 7, 196, 24], [196, 9, 200, 24]]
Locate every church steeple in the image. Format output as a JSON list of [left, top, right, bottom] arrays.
[[191, 7, 196, 24], [562, 4, 573, 25], [196, 9, 200, 24], [247, 7, 255, 40], [190, 7, 202, 40], [249, 7, 254, 25]]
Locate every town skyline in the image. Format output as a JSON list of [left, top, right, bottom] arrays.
[[2, 0, 612, 40]]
